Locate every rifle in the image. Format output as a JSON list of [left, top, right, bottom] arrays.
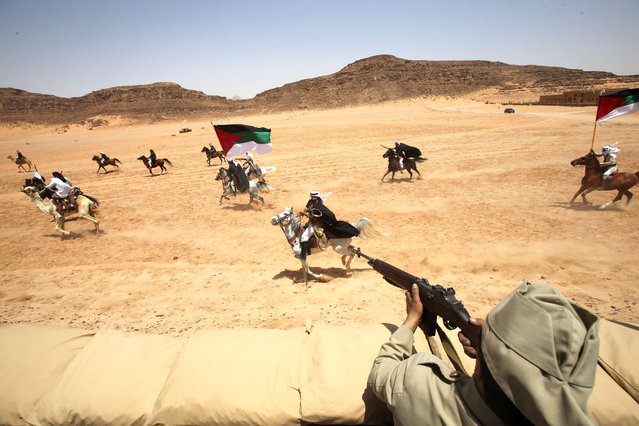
[[352, 248, 481, 349]]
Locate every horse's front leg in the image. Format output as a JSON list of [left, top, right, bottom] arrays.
[[301, 259, 321, 285], [55, 217, 71, 236], [570, 184, 589, 204], [343, 253, 355, 274], [580, 187, 596, 205]]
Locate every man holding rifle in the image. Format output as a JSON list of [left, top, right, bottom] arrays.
[[365, 253, 600, 425]]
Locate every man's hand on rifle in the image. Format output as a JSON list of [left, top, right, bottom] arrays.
[[403, 283, 423, 332], [458, 318, 484, 359]]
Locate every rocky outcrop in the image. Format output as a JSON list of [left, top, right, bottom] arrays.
[[2, 55, 638, 124]]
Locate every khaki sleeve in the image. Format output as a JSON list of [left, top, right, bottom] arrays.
[[367, 325, 416, 408]]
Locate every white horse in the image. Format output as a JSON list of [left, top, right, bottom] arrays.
[[215, 167, 275, 205], [244, 163, 277, 182], [21, 186, 100, 237], [271, 206, 373, 286]]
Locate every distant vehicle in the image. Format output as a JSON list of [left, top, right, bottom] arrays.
[[504, 108, 515, 114], [179, 128, 192, 133]]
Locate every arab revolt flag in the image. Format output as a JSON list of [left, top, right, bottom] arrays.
[[595, 88, 639, 122], [213, 124, 272, 156]]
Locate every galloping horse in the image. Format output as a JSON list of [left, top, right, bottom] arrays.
[[244, 162, 277, 182], [201, 146, 227, 166], [215, 167, 274, 206], [7, 154, 33, 172], [21, 185, 100, 237], [271, 207, 373, 286], [570, 151, 639, 208], [92, 155, 122, 173], [381, 148, 422, 181], [137, 155, 173, 175]]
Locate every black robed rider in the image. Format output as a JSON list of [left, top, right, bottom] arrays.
[[394, 140, 422, 159], [228, 158, 250, 194], [303, 191, 359, 240]]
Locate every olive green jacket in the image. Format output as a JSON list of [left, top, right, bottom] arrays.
[[368, 325, 506, 426]]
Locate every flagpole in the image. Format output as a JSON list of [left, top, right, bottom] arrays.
[[590, 121, 597, 151]]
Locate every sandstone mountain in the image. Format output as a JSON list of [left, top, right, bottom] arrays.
[[2, 55, 638, 125]]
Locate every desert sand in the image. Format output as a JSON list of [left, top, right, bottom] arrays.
[[1, 98, 638, 336]]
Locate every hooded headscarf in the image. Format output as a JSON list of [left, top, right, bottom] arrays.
[[481, 282, 599, 425]]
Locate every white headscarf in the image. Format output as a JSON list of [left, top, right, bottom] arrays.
[[309, 190, 332, 202], [602, 144, 620, 155]]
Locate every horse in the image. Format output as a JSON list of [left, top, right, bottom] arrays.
[[215, 167, 274, 206], [21, 185, 100, 237], [7, 154, 33, 172], [244, 162, 277, 182], [381, 148, 423, 181], [201, 146, 227, 166], [137, 155, 173, 175], [570, 151, 639, 208], [271, 206, 373, 287], [92, 155, 122, 173]]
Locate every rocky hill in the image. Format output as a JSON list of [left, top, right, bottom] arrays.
[[2, 55, 638, 125]]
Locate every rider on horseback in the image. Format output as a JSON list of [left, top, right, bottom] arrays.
[[298, 190, 360, 259], [593, 143, 620, 184], [16, 150, 25, 161], [227, 158, 250, 195], [99, 151, 110, 166], [243, 151, 263, 181], [32, 170, 45, 186], [394, 140, 422, 168], [148, 149, 157, 169], [45, 171, 75, 214]]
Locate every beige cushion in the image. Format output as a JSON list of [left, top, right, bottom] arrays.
[[28, 327, 184, 426], [0, 324, 93, 425], [598, 320, 639, 402], [150, 328, 303, 426], [298, 322, 471, 425], [590, 364, 639, 425]]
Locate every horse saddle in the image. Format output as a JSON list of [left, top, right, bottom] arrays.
[[55, 188, 82, 213], [600, 172, 621, 188]]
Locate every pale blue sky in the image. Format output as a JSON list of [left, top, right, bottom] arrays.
[[1, 0, 638, 99]]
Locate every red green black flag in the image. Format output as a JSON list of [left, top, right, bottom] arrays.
[[595, 88, 639, 122], [213, 124, 272, 156]]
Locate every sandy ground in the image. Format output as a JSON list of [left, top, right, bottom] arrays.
[[1, 98, 638, 336]]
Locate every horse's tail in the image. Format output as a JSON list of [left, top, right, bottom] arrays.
[[163, 159, 174, 167], [352, 217, 375, 238], [414, 157, 428, 163], [115, 158, 122, 164]]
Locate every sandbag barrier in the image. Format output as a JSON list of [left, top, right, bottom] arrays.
[[0, 320, 637, 425]]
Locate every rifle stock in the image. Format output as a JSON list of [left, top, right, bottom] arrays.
[[352, 248, 480, 349]]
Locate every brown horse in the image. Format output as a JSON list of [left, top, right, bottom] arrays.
[[381, 148, 422, 181], [7, 154, 33, 172], [92, 155, 122, 173], [137, 155, 173, 175], [570, 151, 639, 207], [201, 146, 227, 166]]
